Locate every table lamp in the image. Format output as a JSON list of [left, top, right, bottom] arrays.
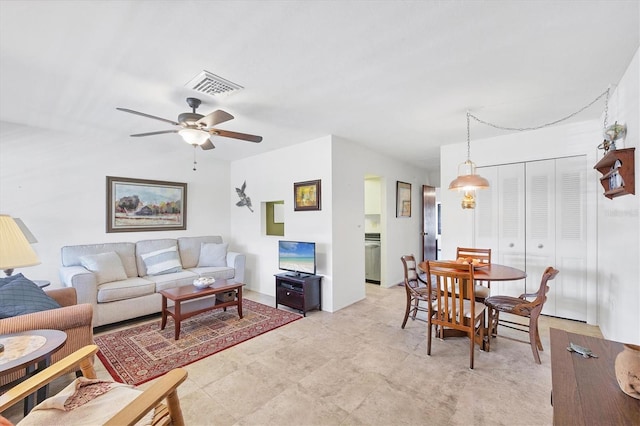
[[0, 214, 41, 276]]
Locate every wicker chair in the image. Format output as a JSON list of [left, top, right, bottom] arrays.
[[0, 287, 94, 388], [0, 345, 187, 425]]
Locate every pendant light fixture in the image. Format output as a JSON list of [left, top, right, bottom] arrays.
[[448, 111, 489, 209]]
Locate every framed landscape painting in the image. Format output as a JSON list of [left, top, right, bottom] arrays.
[[396, 181, 411, 217], [294, 179, 321, 211], [106, 176, 187, 233]]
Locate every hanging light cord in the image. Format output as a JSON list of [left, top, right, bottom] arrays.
[[467, 88, 611, 133]]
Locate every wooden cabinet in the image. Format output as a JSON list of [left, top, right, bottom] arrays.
[[593, 147, 635, 199], [275, 273, 322, 316]]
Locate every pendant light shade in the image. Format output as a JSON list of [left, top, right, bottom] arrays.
[[448, 160, 490, 191], [448, 112, 489, 208]]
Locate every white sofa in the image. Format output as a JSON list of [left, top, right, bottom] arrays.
[[59, 236, 245, 327]]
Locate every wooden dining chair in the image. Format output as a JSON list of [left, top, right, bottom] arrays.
[[456, 247, 492, 301], [484, 266, 559, 364], [426, 260, 487, 369], [0, 345, 188, 425], [400, 255, 434, 328]]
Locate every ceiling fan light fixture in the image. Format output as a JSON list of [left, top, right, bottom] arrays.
[[179, 128, 209, 146]]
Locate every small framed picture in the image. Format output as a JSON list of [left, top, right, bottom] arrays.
[[294, 180, 321, 211], [396, 181, 411, 217]]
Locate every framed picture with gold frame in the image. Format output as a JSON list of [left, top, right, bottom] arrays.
[[396, 181, 411, 217], [106, 176, 187, 232], [294, 179, 321, 211]]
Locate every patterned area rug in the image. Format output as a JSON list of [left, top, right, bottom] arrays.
[[95, 299, 301, 386]]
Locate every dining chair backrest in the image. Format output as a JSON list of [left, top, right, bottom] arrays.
[[401, 254, 422, 290], [426, 260, 486, 368], [456, 247, 491, 264], [456, 247, 492, 300], [400, 254, 432, 328], [427, 260, 477, 326]]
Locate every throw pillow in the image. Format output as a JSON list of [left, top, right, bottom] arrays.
[[197, 242, 228, 267], [79, 252, 128, 285], [141, 246, 182, 276], [0, 272, 28, 287], [0, 276, 61, 319]]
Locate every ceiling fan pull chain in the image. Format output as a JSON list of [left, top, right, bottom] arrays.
[[193, 145, 198, 171]]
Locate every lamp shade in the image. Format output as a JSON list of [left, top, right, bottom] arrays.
[[178, 128, 210, 146], [0, 214, 41, 270], [448, 174, 490, 191], [448, 160, 490, 191]]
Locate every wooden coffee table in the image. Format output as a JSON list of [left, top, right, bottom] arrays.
[[160, 279, 245, 340]]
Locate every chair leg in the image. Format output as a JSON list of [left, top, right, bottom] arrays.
[[529, 316, 542, 364], [411, 299, 419, 320], [469, 329, 475, 369], [427, 319, 432, 356], [401, 294, 412, 329]]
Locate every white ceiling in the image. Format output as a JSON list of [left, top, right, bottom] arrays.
[[1, 1, 638, 174]]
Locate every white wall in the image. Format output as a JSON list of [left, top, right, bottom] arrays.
[[0, 122, 233, 284], [595, 47, 639, 345], [229, 135, 334, 305], [440, 47, 639, 343], [230, 135, 431, 312]]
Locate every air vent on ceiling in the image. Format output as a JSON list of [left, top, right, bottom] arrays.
[[185, 70, 243, 97]]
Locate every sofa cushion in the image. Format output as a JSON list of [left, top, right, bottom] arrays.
[[143, 270, 198, 292], [187, 266, 235, 281], [79, 252, 127, 285], [197, 242, 228, 267], [141, 246, 182, 276], [177, 236, 223, 269], [97, 277, 156, 303], [0, 276, 61, 318]]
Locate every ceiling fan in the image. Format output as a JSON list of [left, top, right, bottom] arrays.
[[116, 97, 262, 150]]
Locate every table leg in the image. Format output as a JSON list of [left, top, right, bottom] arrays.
[[160, 295, 167, 330], [237, 286, 243, 319], [174, 301, 181, 340]]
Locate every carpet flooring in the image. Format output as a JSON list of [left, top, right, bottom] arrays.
[[95, 299, 301, 386]]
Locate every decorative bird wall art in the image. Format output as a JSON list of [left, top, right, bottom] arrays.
[[235, 181, 253, 212]]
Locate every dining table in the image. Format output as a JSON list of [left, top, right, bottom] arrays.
[[417, 260, 527, 350]]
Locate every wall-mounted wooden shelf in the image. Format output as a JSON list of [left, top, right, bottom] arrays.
[[593, 147, 635, 199]]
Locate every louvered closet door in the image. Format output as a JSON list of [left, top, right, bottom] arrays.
[[525, 160, 557, 298], [552, 156, 587, 320], [475, 163, 525, 297], [526, 156, 587, 320]]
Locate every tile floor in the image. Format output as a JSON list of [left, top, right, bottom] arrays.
[[3, 283, 602, 425]]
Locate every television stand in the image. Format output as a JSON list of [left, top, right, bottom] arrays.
[[275, 273, 322, 317]]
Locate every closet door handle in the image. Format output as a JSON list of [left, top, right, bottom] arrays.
[[509, 243, 514, 248], [538, 244, 544, 249]]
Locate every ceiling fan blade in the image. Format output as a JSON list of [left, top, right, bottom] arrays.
[[210, 129, 263, 143], [117, 108, 179, 126], [130, 130, 179, 137], [196, 110, 234, 128], [201, 139, 215, 150]]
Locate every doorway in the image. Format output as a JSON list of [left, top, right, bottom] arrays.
[[364, 177, 382, 284]]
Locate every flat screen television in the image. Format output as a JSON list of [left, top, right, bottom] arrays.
[[278, 240, 316, 276]]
